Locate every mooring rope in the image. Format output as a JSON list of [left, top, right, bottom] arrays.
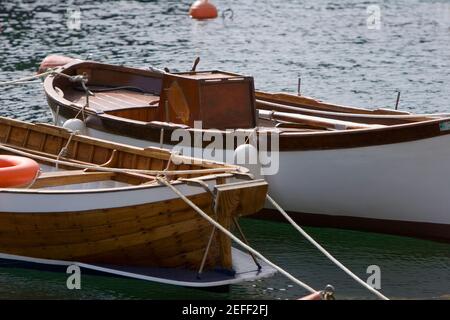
[[0, 70, 55, 86], [266, 194, 389, 300], [25, 169, 42, 189], [55, 130, 79, 170], [156, 176, 318, 294]]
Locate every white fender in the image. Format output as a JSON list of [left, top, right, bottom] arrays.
[[233, 143, 262, 179], [63, 118, 86, 134]]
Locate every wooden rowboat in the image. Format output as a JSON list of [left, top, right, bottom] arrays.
[[43, 60, 450, 242], [0, 116, 274, 287]]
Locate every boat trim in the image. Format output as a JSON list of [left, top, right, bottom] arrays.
[[0, 249, 276, 288]]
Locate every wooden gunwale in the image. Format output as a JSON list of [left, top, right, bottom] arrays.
[[47, 96, 450, 152], [0, 115, 239, 171]]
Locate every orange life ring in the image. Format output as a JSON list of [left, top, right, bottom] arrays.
[[0, 156, 40, 188]]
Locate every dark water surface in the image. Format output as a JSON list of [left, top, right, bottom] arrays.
[[0, 0, 449, 299]]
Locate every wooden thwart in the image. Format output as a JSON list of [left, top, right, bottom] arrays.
[[32, 170, 116, 188]]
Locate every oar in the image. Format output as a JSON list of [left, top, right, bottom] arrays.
[[258, 109, 384, 131], [256, 98, 447, 124]]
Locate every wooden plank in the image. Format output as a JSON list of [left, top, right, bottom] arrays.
[[214, 179, 268, 216], [63, 90, 159, 111], [212, 179, 268, 269], [0, 205, 212, 248], [39, 132, 47, 152], [259, 109, 381, 130], [214, 188, 239, 270], [256, 91, 377, 114], [1, 215, 211, 262], [31, 170, 116, 188], [27, 131, 46, 150], [0, 193, 212, 232], [21, 129, 31, 147], [3, 125, 12, 143], [0, 189, 220, 269]]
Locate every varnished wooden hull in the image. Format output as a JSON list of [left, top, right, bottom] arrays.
[[0, 116, 269, 271], [0, 177, 268, 269], [0, 193, 222, 269]]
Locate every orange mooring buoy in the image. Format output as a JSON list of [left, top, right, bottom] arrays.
[[189, 0, 218, 20]]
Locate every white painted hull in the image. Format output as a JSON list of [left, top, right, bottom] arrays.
[[269, 135, 450, 225], [54, 114, 450, 239], [0, 176, 232, 213]]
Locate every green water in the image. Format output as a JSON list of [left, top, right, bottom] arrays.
[[0, 219, 449, 299]]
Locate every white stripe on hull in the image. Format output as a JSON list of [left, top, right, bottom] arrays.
[[0, 179, 223, 213]]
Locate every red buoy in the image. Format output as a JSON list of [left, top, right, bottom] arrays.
[[38, 55, 80, 74], [189, 0, 218, 20]]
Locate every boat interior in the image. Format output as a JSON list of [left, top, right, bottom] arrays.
[[49, 61, 439, 134], [0, 117, 235, 191], [46, 63, 388, 132]]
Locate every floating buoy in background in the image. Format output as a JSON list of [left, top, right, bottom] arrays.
[[189, 0, 218, 20], [38, 55, 79, 74], [0, 155, 40, 188], [63, 118, 86, 134]]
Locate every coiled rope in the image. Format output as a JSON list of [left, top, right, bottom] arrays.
[[266, 195, 389, 300]]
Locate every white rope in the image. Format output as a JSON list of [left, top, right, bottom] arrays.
[[25, 169, 41, 189], [73, 80, 90, 122], [4, 81, 41, 85], [266, 194, 389, 300], [0, 143, 237, 176], [0, 70, 55, 86], [55, 131, 78, 169], [156, 176, 317, 294]]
